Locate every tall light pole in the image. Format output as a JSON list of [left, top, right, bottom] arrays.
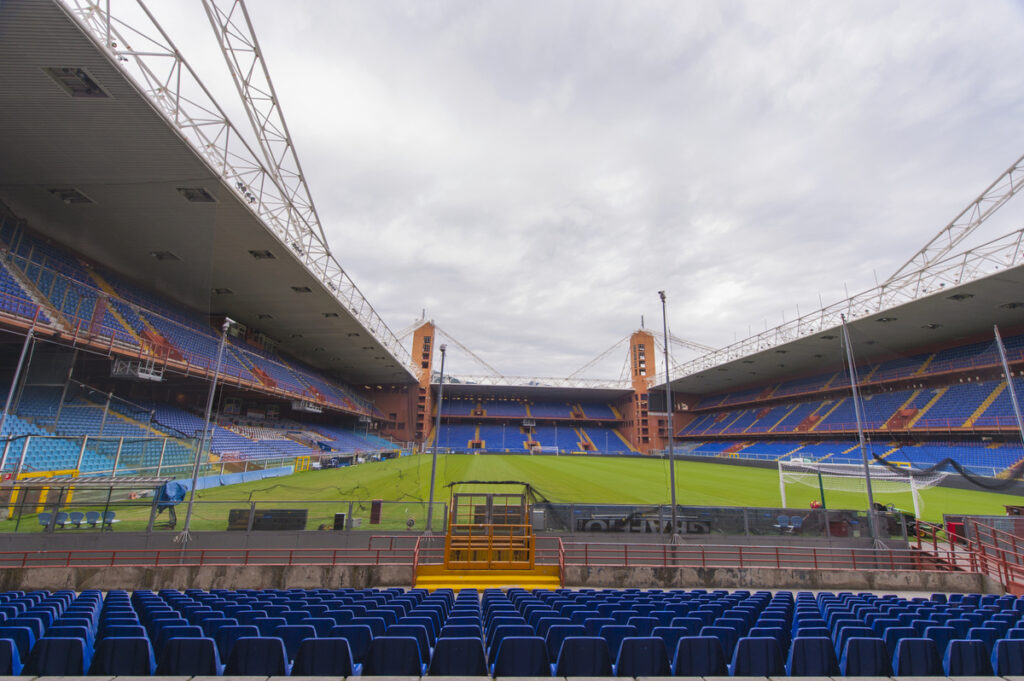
[[176, 317, 233, 545], [659, 291, 680, 542], [425, 343, 446, 534]]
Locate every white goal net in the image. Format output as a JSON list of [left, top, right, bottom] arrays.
[[778, 459, 949, 517]]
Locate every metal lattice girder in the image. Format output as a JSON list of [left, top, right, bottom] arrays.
[[886, 152, 1024, 284], [675, 227, 1024, 379], [200, 0, 328, 245], [57, 0, 413, 373]]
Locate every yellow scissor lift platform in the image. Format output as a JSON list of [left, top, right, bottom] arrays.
[[414, 482, 562, 591]]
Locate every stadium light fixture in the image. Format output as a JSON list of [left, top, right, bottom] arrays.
[[425, 343, 447, 535]]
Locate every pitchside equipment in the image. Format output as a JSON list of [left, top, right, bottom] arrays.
[[778, 460, 948, 518]]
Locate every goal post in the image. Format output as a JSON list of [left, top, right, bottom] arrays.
[[778, 459, 948, 517]]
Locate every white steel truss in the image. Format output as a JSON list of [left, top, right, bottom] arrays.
[[675, 227, 1024, 378], [57, 0, 413, 373], [886, 152, 1024, 284]]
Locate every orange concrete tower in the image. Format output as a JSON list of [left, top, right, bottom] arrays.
[[615, 330, 662, 453], [411, 321, 437, 447]]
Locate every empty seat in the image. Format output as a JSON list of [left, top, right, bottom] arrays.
[[730, 635, 784, 676], [326, 624, 372, 662], [0, 639, 21, 676], [993, 638, 1024, 676], [292, 637, 356, 676], [840, 636, 889, 676], [549, 635, 611, 676], [491, 635, 550, 677], [223, 636, 289, 676], [614, 636, 670, 677], [672, 635, 727, 676], [786, 635, 839, 676], [428, 636, 488, 676], [892, 636, 942, 676], [154, 636, 222, 676], [89, 636, 155, 675], [362, 636, 425, 676], [24, 637, 88, 676], [545, 623, 586, 659], [944, 638, 993, 676]]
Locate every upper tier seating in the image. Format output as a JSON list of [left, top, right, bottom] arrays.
[[0, 218, 372, 416]]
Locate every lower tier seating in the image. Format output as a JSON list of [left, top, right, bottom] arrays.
[[0, 587, 1019, 676]]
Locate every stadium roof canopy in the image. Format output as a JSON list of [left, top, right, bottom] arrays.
[[0, 1, 415, 386], [667, 264, 1024, 398], [438, 381, 632, 403]]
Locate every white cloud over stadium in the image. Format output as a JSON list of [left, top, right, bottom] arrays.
[[154, 0, 1024, 379]]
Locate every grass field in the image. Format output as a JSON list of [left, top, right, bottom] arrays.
[[187, 453, 1011, 523], [15, 454, 1012, 533]]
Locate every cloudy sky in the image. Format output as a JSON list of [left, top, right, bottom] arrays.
[[150, 0, 1024, 380]]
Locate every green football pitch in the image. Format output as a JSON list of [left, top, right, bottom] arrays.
[[191, 453, 1012, 523]]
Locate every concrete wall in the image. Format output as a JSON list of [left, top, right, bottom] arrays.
[[0, 561, 1002, 594], [0, 564, 413, 592], [564, 565, 1006, 594]]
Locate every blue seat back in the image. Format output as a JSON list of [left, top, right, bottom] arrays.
[[893, 637, 942, 676], [840, 636, 888, 676], [89, 636, 155, 675], [786, 636, 839, 676], [0, 625, 34, 660], [386, 624, 429, 663], [274, 624, 316, 661], [363, 635, 424, 676], [0, 638, 21, 676], [440, 623, 483, 639], [545, 623, 586, 659], [944, 638, 993, 676], [492, 635, 549, 677], [700, 624, 739, 658], [292, 637, 354, 676], [731, 635, 783, 676], [993, 638, 1024, 676], [224, 636, 288, 676], [155, 636, 221, 676], [672, 635, 727, 676], [615, 636, 670, 677], [24, 637, 87, 676], [428, 636, 488, 676]]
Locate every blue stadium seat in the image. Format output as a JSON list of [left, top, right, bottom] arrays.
[[545, 623, 586, 659], [155, 636, 222, 676], [24, 637, 88, 675], [362, 635, 426, 676], [614, 636, 670, 677], [0, 639, 21, 676], [730, 635, 784, 676], [292, 637, 357, 676], [993, 638, 1024, 676], [840, 636, 889, 676], [786, 635, 839, 676], [672, 635, 727, 676], [89, 636, 155, 675], [546, 635, 610, 676], [491, 635, 550, 677], [223, 636, 289, 676], [892, 636, 942, 676], [274, 623, 316, 661], [427, 636, 487, 676], [944, 638, 993, 676]]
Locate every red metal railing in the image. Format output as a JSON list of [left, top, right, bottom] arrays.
[[963, 519, 1024, 595], [558, 541, 953, 572]]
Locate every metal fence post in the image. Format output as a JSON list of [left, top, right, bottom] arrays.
[[347, 501, 354, 530], [75, 435, 88, 471], [110, 437, 123, 477], [14, 437, 29, 479], [155, 438, 167, 477], [247, 502, 256, 532]]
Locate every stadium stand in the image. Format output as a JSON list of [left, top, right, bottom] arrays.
[[0, 586, 1017, 677]]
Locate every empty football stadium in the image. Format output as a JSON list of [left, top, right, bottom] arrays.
[[1, 0, 1023, 678]]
